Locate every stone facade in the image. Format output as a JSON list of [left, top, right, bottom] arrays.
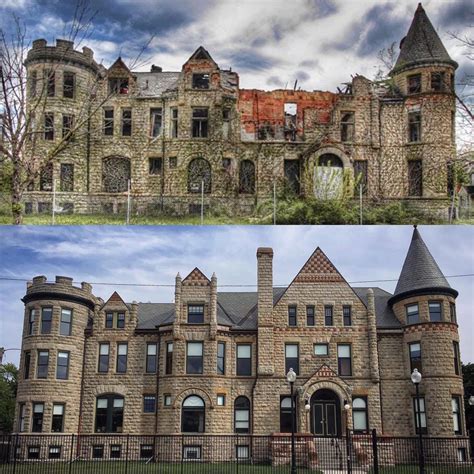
[[22, 4, 456, 216], [14, 228, 467, 441]]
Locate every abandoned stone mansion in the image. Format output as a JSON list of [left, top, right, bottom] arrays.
[[14, 227, 466, 444], [23, 3, 458, 215]]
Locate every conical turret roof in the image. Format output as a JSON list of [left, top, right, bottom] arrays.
[[392, 3, 457, 74], [389, 227, 457, 305]]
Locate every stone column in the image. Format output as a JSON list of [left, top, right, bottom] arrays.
[[173, 273, 182, 338], [210, 272, 217, 340], [367, 288, 380, 382]]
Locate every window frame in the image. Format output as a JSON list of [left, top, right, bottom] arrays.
[[165, 342, 173, 375], [116, 343, 128, 373], [407, 74, 422, 94], [117, 313, 126, 329], [234, 396, 251, 434], [170, 107, 178, 138], [187, 304, 205, 324], [51, 403, 65, 433], [450, 303, 457, 323], [105, 312, 113, 329], [32, 402, 44, 433], [280, 396, 297, 433], [452, 396, 462, 435], [186, 341, 204, 375], [56, 351, 70, 380], [150, 107, 163, 137], [217, 341, 226, 375], [352, 396, 369, 434], [406, 304, 420, 325], [59, 163, 74, 191], [314, 343, 329, 356], [40, 307, 53, 334], [181, 395, 205, 433], [24, 351, 31, 380], [428, 301, 442, 322], [343, 305, 352, 326], [288, 305, 297, 327], [44, 112, 55, 141], [149, 157, 163, 175], [192, 73, 210, 89], [63, 71, 75, 99], [409, 341, 422, 373], [191, 107, 209, 138], [37, 350, 49, 379], [121, 108, 132, 137], [324, 305, 333, 326], [143, 395, 156, 414], [60, 308, 72, 336], [306, 305, 315, 326], [146, 343, 158, 374], [103, 108, 114, 136], [340, 112, 355, 143], [408, 113, 422, 143], [28, 308, 35, 335], [285, 343, 299, 375], [453, 341, 460, 376], [337, 344, 352, 376], [95, 394, 124, 433], [98, 343, 110, 373], [236, 344, 252, 376], [413, 396, 427, 435]]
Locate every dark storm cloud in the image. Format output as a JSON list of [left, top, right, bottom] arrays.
[[267, 75, 285, 87], [306, 0, 338, 19], [226, 49, 280, 72], [296, 70, 311, 82], [437, 0, 473, 29]]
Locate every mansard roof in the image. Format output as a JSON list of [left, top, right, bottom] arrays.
[[389, 227, 457, 305], [392, 3, 457, 74]]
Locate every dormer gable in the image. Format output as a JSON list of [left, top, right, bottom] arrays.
[[182, 267, 211, 287], [107, 57, 134, 95], [183, 46, 218, 70]]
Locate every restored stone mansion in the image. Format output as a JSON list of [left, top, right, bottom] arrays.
[[15, 227, 466, 441], [23, 3, 457, 215]]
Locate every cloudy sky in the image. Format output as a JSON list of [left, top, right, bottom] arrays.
[[0, 0, 472, 93], [0, 225, 473, 366]]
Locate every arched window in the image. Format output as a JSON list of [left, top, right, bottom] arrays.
[[102, 156, 130, 193], [188, 158, 211, 193], [182, 395, 205, 433], [239, 160, 255, 194], [318, 154, 343, 168], [234, 396, 250, 433], [95, 394, 124, 433], [280, 396, 296, 433], [352, 397, 368, 433]]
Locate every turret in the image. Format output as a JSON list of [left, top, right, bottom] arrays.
[[15, 276, 97, 433]]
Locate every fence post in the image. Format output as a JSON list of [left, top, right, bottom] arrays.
[[180, 434, 184, 474], [371, 429, 379, 474], [12, 434, 18, 474], [68, 434, 74, 474], [125, 433, 130, 474], [345, 429, 352, 474]]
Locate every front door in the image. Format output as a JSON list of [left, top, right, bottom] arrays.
[[310, 389, 341, 437]]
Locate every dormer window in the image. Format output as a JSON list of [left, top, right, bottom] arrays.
[[407, 74, 421, 94], [188, 304, 204, 324], [109, 78, 129, 95], [192, 73, 210, 89]]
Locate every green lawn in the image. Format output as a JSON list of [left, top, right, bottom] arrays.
[[369, 465, 474, 473]]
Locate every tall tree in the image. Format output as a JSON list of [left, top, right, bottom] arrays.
[[0, 362, 18, 434]]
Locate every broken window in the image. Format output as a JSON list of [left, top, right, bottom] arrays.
[[284, 103, 297, 141], [192, 73, 210, 89], [222, 108, 231, 139], [44, 70, 55, 97], [341, 112, 355, 143], [408, 160, 423, 197], [239, 160, 255, 194], [62, 114, 74, 140], [109, 78, 129, 95], [257, 122, 275, 140], [29, 71, 37, 98], [353, 160, 368, 195], [431, 72, 445, 92], [102, 156, 131, 193], [408, 112, 421, 142], [188, 158, 211, 193], [40, 162, 53, 191], [60, 164, 74, 192], [44, 113, 54, 141], [407, 74, 421, 94], [121, 108, 132, 136], [284, 159, 300, 195], [103, 108, 114, 136], [63, 72, 75, 99], [169, 157, 177, 168], [150, 108, 162, 137], [319, 154, 343, 167], [222, 158, 231, 170], [149, 157, 162, 175], [170, 107, 178, 138], [192, 108, 209, 138]]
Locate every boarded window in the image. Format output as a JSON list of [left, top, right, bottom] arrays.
[[121, 109, 132, 136], [192, 108, 209, 138], [63, 72, 75, 98], [353, 160, 368, 195], [407, 74, 421, 94], [40, 162, 53, 191], [149, 157, 162, 175], [341, 112, 355, 142], [102, 157, 131, 193], [408, 160, 422, 197], [408, 112, 421, 142], [60, 164, 74, 192], [284, 160, 300, 195], [188, 158, 211, 193], [239, 160, 255, 194], [192, 73, 210, 89], [150, 108, 162, 137]]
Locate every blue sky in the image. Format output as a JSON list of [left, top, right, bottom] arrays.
[[0, 225, 473, 366]]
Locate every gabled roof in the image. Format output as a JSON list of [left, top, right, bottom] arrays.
[[104, 291, 127, 306], [189, 46, 215, 63], [182, 267, 210, 286], [108, 57, 131, 74], [392, 3, 457, 74], [389, 227, 458, 305]]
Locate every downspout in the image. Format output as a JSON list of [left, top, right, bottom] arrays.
[[251, 328, 259, 434], [377, 101, 383, 198], [154, 329, 162, 434], [86, 115, 91, 192], [160, 97, 166, 211]]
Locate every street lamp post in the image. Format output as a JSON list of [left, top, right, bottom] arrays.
[[344, 401, 352, 474], [287, 368, 297, 474], [411, 369, 425, 474]]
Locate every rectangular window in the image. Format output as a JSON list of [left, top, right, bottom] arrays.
[[237, 344, 251, 376], [28, 309, 35, 335], [222, 108, 230, 139], [32, 403, 44, 432], [170, 107, 178, 138], [60, 308, 72, 335], [103, 108, 114, 136], [62, 114, 74, 140], [340, 112, 355, 142], [354, 160, 368, 195], [169, 157, 177, 168], [236, 445, 250, 460], [285, 343, 299, 375], [105, 312, 113, 328], [217, 341, 226, 375], [352, 396, 368, 433], [186, 342, 203, 374], [40, 162, 53, 191], [110, 445, 122, 459], [60, 163, 74, 192], [183, 445, 201, 460], [29, 70, 37, 97], [149, 157, 162, 175], [37, 350, 49, 378], [407, 74, 421, 94], [452, 396, 462, 434], [98, 343, 110, 373], [164, 394, 172, 406], [450, 303, 457, 323], [117, 313, 125, 329], [343, 306, 352, 326], [413, 397, 427, 434], [284, 159, 300, 195], [306, 306, 315, 326], [406, 304, 420, 324], [92, 445, 104, 459], [24, 351, 31, 379], [337, 344, 352, 376], [116, 343, 128, 373], [188, 304, 204, 324], [140, 445, 154, 459], [48, 446, 61, 459], [409, 342, 422, 373], [192, 108, 209, 138], [56, 351, 70, 380], [146, 343, 157, 373], [150, 108, 162, 137], [51, 404, 65, 432], [453, 341, 460, 376], [121, 109, 132, 136], [314, 343, 328, 356], [45, 70, 55, 97], [428, 301, 442, 322], [431, 72, 445, 92], [192, 73, 210, 89], [44, 113, 54, 140], [63, 71, 75, 98], [18, 404, 26, 432], [324, 306, 333, 326], [109, 78, 129, 95], [217, 394, 226, 406], [288, 306, 297, 326], [28, 446, 40, 459], [408, 112, 421, 143], [143, 395, 156, 413], [166, 342, 173, 374]]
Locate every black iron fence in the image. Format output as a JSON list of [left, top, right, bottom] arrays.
[[0, 431, 472, 473]]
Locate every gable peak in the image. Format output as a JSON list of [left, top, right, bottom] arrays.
[[183, 267, 210, 286], [293, 247, 345, 283]]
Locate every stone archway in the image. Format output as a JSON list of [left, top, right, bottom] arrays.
[[313, 147, 350, 200], [310, 389, 341, 436]]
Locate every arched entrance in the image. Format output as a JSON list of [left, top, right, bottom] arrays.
[[310, 389, 341, 437], [314, 152, 345, 199]]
